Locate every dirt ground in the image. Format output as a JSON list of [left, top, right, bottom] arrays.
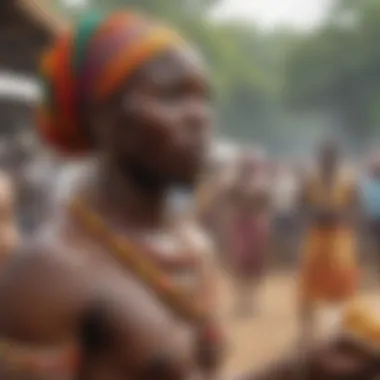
[[219, 271, 299, 376], [218, 268, 379, 376]]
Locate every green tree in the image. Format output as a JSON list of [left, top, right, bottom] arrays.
[[284, 0, 380, 146], [52, 0, 285, 145]]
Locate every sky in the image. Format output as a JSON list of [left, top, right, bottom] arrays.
[[211, 0, 334, 30], [64, 0, 87, 8], [64, 0, 334, 31]]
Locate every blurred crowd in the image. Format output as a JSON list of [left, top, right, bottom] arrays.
[[1, 131, 380, 378], [0, 132, 378, 298], [197, 143, 380, 265], [4, 134, 380, 266], [3, 3, 380, 378]]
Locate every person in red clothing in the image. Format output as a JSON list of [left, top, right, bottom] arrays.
[[225, 152, 272, 317], [298, 140, 359, 348]]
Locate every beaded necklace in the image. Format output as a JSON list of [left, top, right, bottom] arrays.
[[69, 198, 224, 372], [0, 199, 224, 376], [70, 198, 207, 322]]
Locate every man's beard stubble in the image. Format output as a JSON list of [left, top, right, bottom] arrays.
[[117, 156, 196, 196]]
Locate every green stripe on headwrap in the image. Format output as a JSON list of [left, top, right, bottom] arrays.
[[72, 11, 106, 77]]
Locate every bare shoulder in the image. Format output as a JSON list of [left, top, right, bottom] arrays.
[[0, 237, 90, 340], [0, 238, 86, 292]]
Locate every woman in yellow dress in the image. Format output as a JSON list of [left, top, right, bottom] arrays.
[[298, 141, 359, 346]]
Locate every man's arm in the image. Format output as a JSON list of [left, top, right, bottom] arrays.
[[237, 336, 380, 380], [0, 242, 88, 345]]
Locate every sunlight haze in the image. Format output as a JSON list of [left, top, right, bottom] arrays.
[[211, 0, 334, 30]]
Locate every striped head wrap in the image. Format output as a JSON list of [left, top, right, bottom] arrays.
[[37, 11, 185, 156]]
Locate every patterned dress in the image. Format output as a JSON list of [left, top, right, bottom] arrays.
[[299, 170, 359, 304]]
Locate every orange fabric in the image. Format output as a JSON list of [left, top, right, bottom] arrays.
[[299, 170, 358, 304], [299, 225, 358, 303], [342, 297, 380, 345]]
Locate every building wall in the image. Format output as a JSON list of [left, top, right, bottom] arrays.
[[0, 1, 52, 138]]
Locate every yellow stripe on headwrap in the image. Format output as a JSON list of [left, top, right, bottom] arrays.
[[37, 10, 187, 156], [94, 26, 184, 101]]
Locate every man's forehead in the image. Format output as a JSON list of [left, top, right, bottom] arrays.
[[141, 46, 207, 80]]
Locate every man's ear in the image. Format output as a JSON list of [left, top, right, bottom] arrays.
[[84, 102, 115, 150]]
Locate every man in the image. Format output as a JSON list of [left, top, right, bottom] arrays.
[[0, 11, 224, 379], [245, 337, 380, 380], [0, 11, 375, 380], [298, 140, 359, 347]]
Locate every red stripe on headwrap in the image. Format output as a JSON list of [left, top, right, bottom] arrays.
[[37, 11, 185, 156], [52, 33, 76, 132]]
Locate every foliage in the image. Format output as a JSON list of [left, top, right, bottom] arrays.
[[54, 0, 278, 143], [284, 0, 380, 145], [54, 0, 380, 151]]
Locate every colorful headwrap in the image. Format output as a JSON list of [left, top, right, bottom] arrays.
[[37, 11, 184, 155]]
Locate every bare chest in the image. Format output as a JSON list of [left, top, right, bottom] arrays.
[[59, 217, 207, 379], [84, 260, 200, 380]]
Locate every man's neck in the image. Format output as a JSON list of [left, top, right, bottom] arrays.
[[90, 161, 170, 231]]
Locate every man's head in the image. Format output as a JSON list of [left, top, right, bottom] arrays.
[[91, 47, 212, 190], [38, 11, 213, 191]]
